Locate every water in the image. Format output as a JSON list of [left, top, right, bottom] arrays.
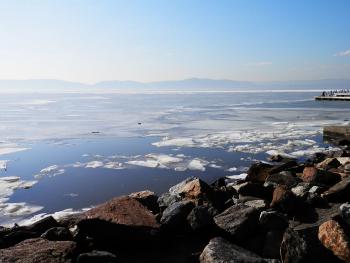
[[0, 90, 349, 225]]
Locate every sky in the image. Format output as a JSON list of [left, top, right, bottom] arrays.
[[0, 0, 349, 83]]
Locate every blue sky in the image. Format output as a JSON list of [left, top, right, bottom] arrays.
[[0, 0, 349, 83]]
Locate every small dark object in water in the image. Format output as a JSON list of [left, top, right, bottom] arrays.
[[91, 131, 100, 134], [138, 122, 142, 125]]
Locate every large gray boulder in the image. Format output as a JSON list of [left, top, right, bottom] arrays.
[[213, 204, 259, 240], [199, 237, 273, 263]]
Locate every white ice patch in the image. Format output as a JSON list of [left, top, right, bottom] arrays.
[[187, 159, 208, 171], [35, 165, 65, 179], [0, 202, 43, 217], [125, 153, 209, 172], [0, 145, 29, 156], [15, 207, 91, 227], [85, 161, 104, 168], [0, 160, 9, 170], [0, 176, 40, 220]]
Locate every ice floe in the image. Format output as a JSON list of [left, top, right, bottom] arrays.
[[0, 160, 9, 170], [34, 165, 65, 179], [0, 176, 40, 220]]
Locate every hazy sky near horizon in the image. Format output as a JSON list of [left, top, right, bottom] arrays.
[[0, 0, 349, 83]]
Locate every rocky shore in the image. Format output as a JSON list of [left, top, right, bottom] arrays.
[[2, 148, 350, 262]]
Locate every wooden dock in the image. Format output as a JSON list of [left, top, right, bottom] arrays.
[[315, 96, 350, 101]]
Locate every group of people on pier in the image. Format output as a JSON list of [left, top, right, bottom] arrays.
[[321, 89, 350, 97]]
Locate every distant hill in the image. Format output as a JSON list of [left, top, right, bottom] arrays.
[[0, 78, 349, 91]]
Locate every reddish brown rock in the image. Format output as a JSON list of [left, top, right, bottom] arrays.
[[270, 185, 298, 214], [0, 238, 76, 263], [77, 196, 161, 245], [85, 196, 159, 229], [318, 220, 350, 262], [302, 167, 320, 183], [301, 166, 340, 185]]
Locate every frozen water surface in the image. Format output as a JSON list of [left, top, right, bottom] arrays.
[[0, 90, 349, 225]]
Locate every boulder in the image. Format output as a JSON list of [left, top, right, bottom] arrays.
[[41, 227, 73, 241], [265, 171, 300, 188], [0, 238, 76, 263], [301, 167, 340, 185], [214, 204, 259, 241], [77, 250, 119, 263], [158, 192, 181, 210], [318, 220, 350, 262], [246, 162, 273, 183], [187, 206, 214, 231], [129, 190, 159, 213], [158, 177, 213, 210], [259, 210, 288, 231], [269, 160, 299, 175], [77, 196, 160, 243], [0, 228, 37, 249], [270, 185, 299, 215], [26, 216, 59, 233], [234, 182, 272, 200], [281, 227, 340, 263], [244, 199, 267, 210], [168, 177, 212, 201], [160, 200, 194, 229], [316, 158, 341, 170], [262, 230, 284, 259], [322, 177, 350, 202], [340, 203, 350, 220], [199, 237, 271, 263], [291, 183, 311, 199]]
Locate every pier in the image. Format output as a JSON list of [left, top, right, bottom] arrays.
[[315, 90, 350, 101]]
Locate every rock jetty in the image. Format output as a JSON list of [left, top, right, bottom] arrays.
[[2, 148, 350, 262]]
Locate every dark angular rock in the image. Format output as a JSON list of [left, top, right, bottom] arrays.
[[160, 200, 194, 229], [269, 160, 298, 175], [281, 227, 341, 263], [77, 250, 119, 263], [129, 190, 159, 213], [259, 210, 289, 231], [322, 177, 350, 202], [41, 227, 73, 241], [214, 204, 259, 241], [246, 162, 273, 183], [235, 182, 273, 200], [187, 206, 214, 231], [158, 192, 181, 210], [200, 237, 272, 263], [0, 238, 76, 263], [26, 216, 59, 233], [316, 158, 341, 170], [0, 229, 37, 249], [265, 171, 301, 188], [262, 230, 284, 259]]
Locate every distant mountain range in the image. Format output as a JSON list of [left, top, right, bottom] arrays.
[[0, 78, 350, 90]]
